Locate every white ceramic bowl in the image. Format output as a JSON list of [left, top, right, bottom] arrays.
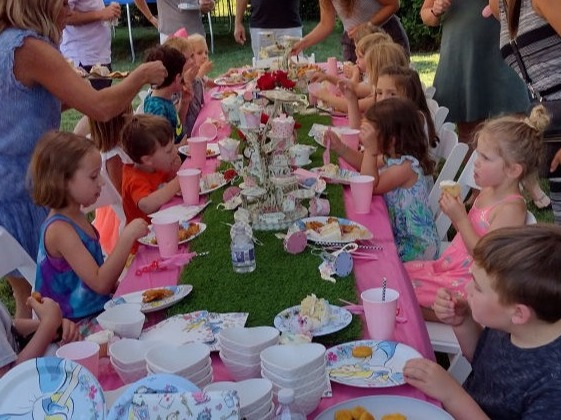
[[204, 378, 273, 415], [97, 304, 145, 338], [220, 345, 262, 365], [108, 338, 155, 370], [219, 351, 261, 381], [260, 402, 276, 420], [186, 362, 212, 383], [261, 364, 326, 392], [145, 343, 210, 376], [219, 327, 280, 354], [260, 343, 326, 378], [293, 378, 327, 415], [243, 395, 274, 420], [110, 356, 147, 384], [194, 370, 213, 388]]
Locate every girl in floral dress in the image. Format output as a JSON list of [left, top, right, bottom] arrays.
[[405, 105, 550, 317], [360, 97, 439, 262]]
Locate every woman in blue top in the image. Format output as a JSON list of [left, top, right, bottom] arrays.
[[0, 0, 166, 318]]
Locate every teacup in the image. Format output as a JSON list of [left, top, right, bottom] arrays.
[[289, 144, 315, 166], [218, 137, 240, 161]]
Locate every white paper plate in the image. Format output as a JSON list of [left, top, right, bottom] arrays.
[[288, 216, 373, 244], [274, 304, 352, 337], [199, 173, 228, 195], [314, 395, 453, 420], [104, 285, 193, 313], [326, 340, 422, 388], [178, 143, 220, 158], [138, 221, 206, 247], [107, 374, 198, 420], [0, 357, 105, 418], [214, 76, 248, 87], [316, 105, 347, 117]]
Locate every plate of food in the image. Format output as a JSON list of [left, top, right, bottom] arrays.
[[259, 89, 307, 103], [177, 2, 199, 10], [313, 395, 454, 420], [86, 64, 129, 79], [214, 70, 257, 87], [210, 90, 238, 100], [0, 357, 105, 418], [199, 172, 228, 195], [274, 295, 352, 337], [104, 285, 193, 313], [288, 216, 373, 244], [326, 340, 422, 388], [310, 163, 360, 185], [178, 143, 220, 158], [138, 221, 206, 247]]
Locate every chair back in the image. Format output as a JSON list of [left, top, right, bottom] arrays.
[[434, 106, 449, 133], [0, 226, 37, 287]]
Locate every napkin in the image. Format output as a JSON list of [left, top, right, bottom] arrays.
[[148, 203, 207, 221], [128, 390, 240, 419]]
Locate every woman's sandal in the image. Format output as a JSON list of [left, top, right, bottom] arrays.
[[533, 192, 552, 209]]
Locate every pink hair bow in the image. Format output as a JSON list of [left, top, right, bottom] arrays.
[[172, 27, 189, 38]]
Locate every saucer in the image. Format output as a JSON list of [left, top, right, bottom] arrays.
[[292, 159, 312, 167]]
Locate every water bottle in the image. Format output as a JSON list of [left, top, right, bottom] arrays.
[[230, 222, 256, 273], [274, 388, 306, 420]]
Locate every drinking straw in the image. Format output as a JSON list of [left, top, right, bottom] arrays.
[[382, 277, 387, 301]]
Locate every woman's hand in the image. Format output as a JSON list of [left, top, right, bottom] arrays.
[[338, 79, 358, 101], [199, 0, 215, 14], [431, 0, 452, 16], [135, 61, 167, 86], [310, 71, 329, 83], [439, 191, 467, 225], [432, 288, 470, 326]]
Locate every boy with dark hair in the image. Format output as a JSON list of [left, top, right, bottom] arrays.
[[404, 224, 561, 419]]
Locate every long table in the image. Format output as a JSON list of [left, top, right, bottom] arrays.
[[98, 87, 437, 417]]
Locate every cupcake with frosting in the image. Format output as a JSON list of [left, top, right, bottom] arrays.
[[269, 114, 295, 138]]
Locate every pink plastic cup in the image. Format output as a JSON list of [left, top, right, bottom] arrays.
[[187, 137, 208, 169], [56, 341, 100, 377], [361, 287, 399, 341], [338, 127, 360, 151], [198, 121, 217, 141], [177, 168, 201, 206], [308, 82, 321, 107], [151, 214, 180, 257], [350, 175, 375, 214], [327, 57, 338, 76]]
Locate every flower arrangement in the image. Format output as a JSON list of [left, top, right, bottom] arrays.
[[256, 70, 296, 91]]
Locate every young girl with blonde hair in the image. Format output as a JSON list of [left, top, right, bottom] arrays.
[[406, 105, 550, 319], [360, 97, 439, 262], [30, 131, 148, 325]]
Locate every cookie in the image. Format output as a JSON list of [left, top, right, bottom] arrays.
[[352, 345, 373, 358]]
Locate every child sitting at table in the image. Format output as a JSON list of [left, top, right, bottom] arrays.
[[405, 105, 548, 319], [404, 224, 561, 419], [30, 131, 149, 323], [0, 293, 80, 378], [360, 97, 439, 262], [143, 45, 188, 144], [188, 34, 214, 87], [163, 36, 202, 138], [89, 105, 133, 254], [313, 41, 408, 114], [121, 114, 181, 224]]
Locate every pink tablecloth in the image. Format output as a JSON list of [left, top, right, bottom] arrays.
[[99, 89, 437, 416]]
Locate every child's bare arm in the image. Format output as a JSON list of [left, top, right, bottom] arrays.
[[404, 358, 489, 420], [137, 177, 180, 215]]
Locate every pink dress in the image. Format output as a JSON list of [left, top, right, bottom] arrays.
[[405, 194, 524, 308]]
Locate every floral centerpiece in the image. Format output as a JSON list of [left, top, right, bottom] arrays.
[[256, 70, 296, 91]]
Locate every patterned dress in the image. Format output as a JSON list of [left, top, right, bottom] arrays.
[[405, 194, 524, 308], [384, 156, 439, 262]]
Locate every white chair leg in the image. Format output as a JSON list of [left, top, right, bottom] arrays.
[[207, 12, 214, 54], [447, 352, 472, 384], [126, 4, 135, 62]]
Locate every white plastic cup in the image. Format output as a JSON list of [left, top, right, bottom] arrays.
[[187, 137, 208, 169], [361, 287, 399, 341], [151, 215, 179, 257], [177, 168, 201, 205], [350, 175, 375, 214], [56, 341, 100, 377]]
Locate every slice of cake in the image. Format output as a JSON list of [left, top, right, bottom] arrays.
[[298, 294, 331, 331], [439, 180, 461, 198], [318, 219, 342, 242]]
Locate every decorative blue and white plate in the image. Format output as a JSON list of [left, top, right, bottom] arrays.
[[274, 304, 352, 337], [104, 285, 193, 313]]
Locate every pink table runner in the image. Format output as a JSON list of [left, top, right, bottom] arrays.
[[99, 89, 437, 416]]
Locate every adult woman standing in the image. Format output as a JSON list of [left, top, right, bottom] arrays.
[[421, 0, 529, 143], [490, 0, 561, 222], [292, 0, 410, 62], [0, 0, 166, 318]]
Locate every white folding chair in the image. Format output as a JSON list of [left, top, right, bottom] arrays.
[[431, 126, 459, 163], [439, 121, 456, 138], [457, 152, 479, 201], [434, 106, 450, 133], [82, 167, 126, 235], [424, 85, 436, 100], [427, 98, 439, 117], [0, 225, 37, 288], [426, 321, 472, 384], [134, 89, 150, 115], [428, 142, 469, 218]]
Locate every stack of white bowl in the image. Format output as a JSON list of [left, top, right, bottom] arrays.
[[145, 342, 212, 388], [218, 326, 280, 381], [97, 304, 146, 339], [204, 378, 275, 420], [108, 338, 155, 384], [260, 343, 327, 415]]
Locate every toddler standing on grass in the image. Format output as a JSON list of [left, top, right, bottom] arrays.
[[405, 225, 561, 419], [30, 131, 148, 325]]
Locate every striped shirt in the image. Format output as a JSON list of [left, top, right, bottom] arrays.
[[499, 0, 561, 100]]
